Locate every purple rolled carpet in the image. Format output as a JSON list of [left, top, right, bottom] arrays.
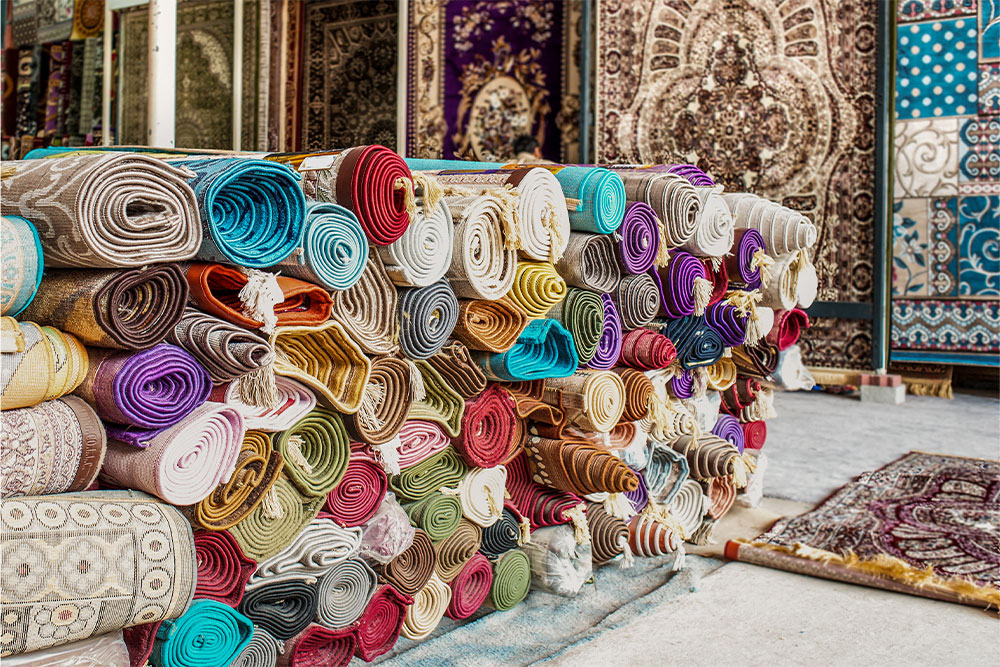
[[585, 294, 623, 371], [704, 302, 748, 348], [625, 470, 649, 513], [75, 343, 211, 447], [666, 164, 715, 187], [712, 414, 746, 454], [650, 250, 709, 318], [669, 370, 696, 400], [725, 228, 767, 289], [616, 202, 660, 274]]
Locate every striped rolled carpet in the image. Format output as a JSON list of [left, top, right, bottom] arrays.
[[1, 317, 88, 409], [1, 215, 43, 316]]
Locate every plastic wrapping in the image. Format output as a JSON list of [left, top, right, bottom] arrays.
[[521, 524, 593, 597], [737, 451, 768, 509], [686, 391, 722, 433], [619, 429, 650, 470], [773, 345, 816, 391], [359, 492, 416, 564], [3, 632, 130, 666]]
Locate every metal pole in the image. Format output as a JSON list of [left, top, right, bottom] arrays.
[[396, 0, 408, 155], [147, 0, 177, 147], [580, 0, 592, 163], [871, 0, 894, 372], [232, 0, 243, 151], [102, 3, 112, 146]]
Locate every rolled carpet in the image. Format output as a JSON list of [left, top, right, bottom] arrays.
[[665, 163, 715, 186], [549, 287, 604, 364], [378, 197, 453, 287], [705, 357, 738, 391], [669, 370, 696, 400], [476, 318, 578, 382], [426, 341, 488, 399], [705, 258, 729, 307], [188, 430, 283, 531], [347, 357, 411, 446], [434, 519, 483, 582], [168, 308, 274, 385], [397, 420, 452, 469], [397, 280, 460, 360], [0, 490, 196, 658], [624, 471, 649, 513], [681, 187, 734, 257], [704, 302, 748, 348], [251, 517, 360, 581], [796, 250, 818, 308], [445, 193, 518, 300], [726, 228, 768, 288], [672, 478, 707, 538], [273, 201, 368, 291], [1, 318, 87, 409], [389, 447, 469, 502], [270, 146, 412, 246], [328, 252, 400, 356], [479, 504, 526, 559], [489, 549, 532, 610], [508, 261, 567, 318], [208, 377, 316, 432], [585, 294, 623, 371], [555, 232, 621, 293], [731, 342, 780, 379], [278, 624, 356, 667], [651, 250, 710, 318], [521, 525, 593, 596], [671, 434, 741, 480], [543, 369, 625, 433], [373, 529, 437, 597], [192, 530, 256, 607], [706, 475, 737, 520], [19, 265, 188, 350], [2, 152, 201, 267], [1, 396, 106, 498], [101, 403, 243, 506], [75, 343, 210, 437], [124, 621, 162, 667], [1, 215, 43, 315], [525, 436, 638, 496], [274, 408, 351, 498], [612, 368, 653, 422], [619, 170, 700, 247], [586, 502, 630, 564], [185, 263, 334, 331], [663, 315, 726, 369], [271, 321, 372, 414], [151, 599, 252, 667], [503, 379, 564, 426], [447, 553, 494, 619], [506, 453, 586, 533], [453, 297, 528, 353], [454, 465, 508, 527], [760, 250, 804, 311], [404, 492, 463, 542], [628, 514, 682, 557], [767, 307, 810, 350], [720, 376, 761, 416], [453, 384, 518, 468], [240, 575, 318, 641], [612, 273, 660, 330], [618, 328, 676, 371], [353, 584, 413, 661], [724, 192, 818, 254], [229, 476, 325, 562], [400, 575, 451, 641], [324, 452, 387, 527], [742, 420, 767, 450], [175, 157, 305, 267], [616, 201, 660, 274], [406, 163, 572, 262], [549, 165, 626, 234], [315, 557, 377, 629], [712, 414, 746, 454], [645, 444, 690, 506], [407, 360, 466, 437], [232, 627, 282, 667]]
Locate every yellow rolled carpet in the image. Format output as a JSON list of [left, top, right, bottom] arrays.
[[507, 261, 567, 318], [1, 317, 88, 409]]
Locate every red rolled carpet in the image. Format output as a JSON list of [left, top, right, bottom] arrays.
[[618, 328, 677, 371], [123, 621, 160, 667], [705, 257, 728, 307], [277, 624, 356, 667], [452, 384, 518, 468], [192, 531, 257, 607], [446, 553, 494, 620], [505, 452, 585, 531], [766, 307, 810, 350], [353, 584, 413, 661], [336, 145, 412, 245], [743, 420, 767, 450], [721, 377, 761, 416], [322, 449, 388, 527]]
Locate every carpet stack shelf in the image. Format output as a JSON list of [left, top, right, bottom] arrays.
[[1, 145, 818, 666]]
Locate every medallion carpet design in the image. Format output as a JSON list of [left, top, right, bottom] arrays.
[[729, 452, 1000, 608]]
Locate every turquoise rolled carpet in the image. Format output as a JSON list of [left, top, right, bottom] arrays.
[[475, 318, 578, 382], [552, 166, 626, 234], [270, 201, 368, 291], [1, 215, 43, 316], [175, 157, 306, 268], [151, 599, 254, 667]]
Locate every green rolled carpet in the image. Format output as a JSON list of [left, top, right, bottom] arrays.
[[408, 360, 465, 436], [273, 407, 351, 497], [405, 492, 464, 542], [230, 475, 324, 562], [548, 287, 604, 364], [390, 447, 468, 503], [489, 549, 531, 611]]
